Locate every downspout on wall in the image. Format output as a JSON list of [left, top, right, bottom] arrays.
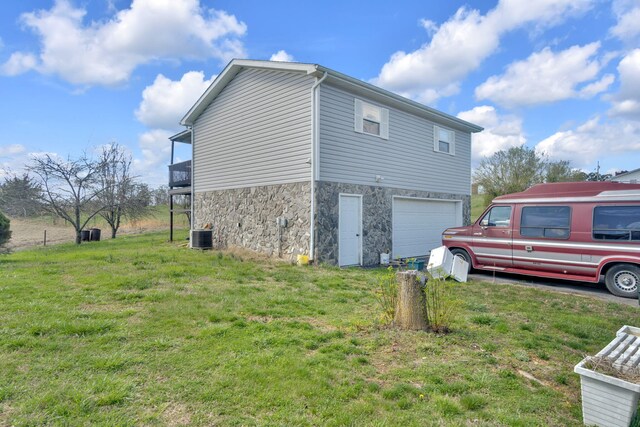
[[189, 125, 194, 245], [310, 70, 328, 261]]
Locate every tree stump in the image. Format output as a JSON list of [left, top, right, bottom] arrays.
[[394, 270, 428, 330]]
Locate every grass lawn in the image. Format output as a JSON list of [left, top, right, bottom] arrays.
[[471, 194, 489, 222], [1, 233, 639, 426]]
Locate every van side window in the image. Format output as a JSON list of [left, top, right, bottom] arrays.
[[520, 206, 571, 239], [480, 206, 512, 227], [593, 206, 640, 241]]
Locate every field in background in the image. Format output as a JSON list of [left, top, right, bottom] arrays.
[[471, 194, 489, 222], [1, 232, 639, 425], [5, 206, 190, 251]]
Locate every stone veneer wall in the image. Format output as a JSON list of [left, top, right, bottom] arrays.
[[314, 181, 471, 266], [194, 182, 310, 260]]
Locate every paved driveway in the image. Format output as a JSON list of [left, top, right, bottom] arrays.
[[468, 271, 639, 307]]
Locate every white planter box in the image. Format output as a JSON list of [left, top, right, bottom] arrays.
[[617, 325, 640, 337], [574, 361, 640, 427], [574, 326, 640, 427]]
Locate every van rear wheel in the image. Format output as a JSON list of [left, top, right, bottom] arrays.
[[450, 249, 472, 274], [605, 264, 640, 298]]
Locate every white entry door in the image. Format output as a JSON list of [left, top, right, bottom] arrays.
[[339, 194, 362, 266]]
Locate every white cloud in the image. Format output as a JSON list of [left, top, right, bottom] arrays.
[[535, 116, 640, 167], [580, 74, 616, 98], [136, 71, 215, 130], [1, 0, 246, 86], [0, 148, 60, 181], [132, 129, 173, 186], [475, 43, 612, 107], [269, 50, 294, 62], [609, 49, 640, 120], [1, 52, 38, 76], [419, 19, 439, 36], [457, 106, 525, 161], [0, 144, 27, 157], [373, 0, 593, 103], [0, 145, 29, 179], [610, 0, 640, 44]]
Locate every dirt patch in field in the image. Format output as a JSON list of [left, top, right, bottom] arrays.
[[162, 402, 192, 426], [4, 216, 188, 251], [5, 218, 74, 250]]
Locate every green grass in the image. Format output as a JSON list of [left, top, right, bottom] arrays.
[[471, 193, 489, 222], [1, 232, 639, 425]]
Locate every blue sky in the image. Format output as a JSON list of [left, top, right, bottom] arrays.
[[1, 0, 639, 187]]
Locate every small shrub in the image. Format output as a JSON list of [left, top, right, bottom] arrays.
[[0, 211, 11, 249], [374, 266, 397, 324], [424, 274, 459, 332]]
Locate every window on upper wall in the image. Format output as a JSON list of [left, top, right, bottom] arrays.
[[354, 99, 389, 139], [434, 126, 455, 155]]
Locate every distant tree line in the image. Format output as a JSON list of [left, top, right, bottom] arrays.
[[473, 145, 618, 205], [0, 144, 172, 245]]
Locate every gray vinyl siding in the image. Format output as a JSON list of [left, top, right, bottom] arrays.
[[193, 68, 313, 192], [318, 83, 471, 195]]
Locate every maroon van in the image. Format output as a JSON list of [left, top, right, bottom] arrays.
[[442, 182, 640, 298]]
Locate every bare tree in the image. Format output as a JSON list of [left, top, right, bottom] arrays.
[[151, 185, 169, 206], [29, 154, 106, 244], [96, 144, 151, 238]]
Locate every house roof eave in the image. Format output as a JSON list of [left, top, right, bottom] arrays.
[[181, 59, 484, 134], [315, 65, 483, 133], [609, 167, 640, 180], [169, 128, 192, 144]]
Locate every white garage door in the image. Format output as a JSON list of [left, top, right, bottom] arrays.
[[392, 198, 462, 259]]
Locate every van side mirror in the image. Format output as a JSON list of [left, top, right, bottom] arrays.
[[480, 218, 489, 227]]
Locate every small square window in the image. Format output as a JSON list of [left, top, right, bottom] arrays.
[[354, 99, 389, 139], [363, 119, 380, 136], [434, 126, 455, 155]]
